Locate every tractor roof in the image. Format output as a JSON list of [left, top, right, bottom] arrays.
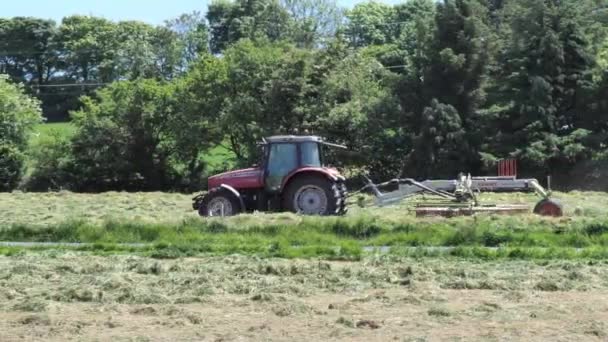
[[264, 135, 322, 143]]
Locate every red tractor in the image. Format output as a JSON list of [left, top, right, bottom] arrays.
[[193, 135, 564, 218], [193, 135, 348, 217]]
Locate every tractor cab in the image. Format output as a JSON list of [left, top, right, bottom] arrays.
[[262, 135, 325, 192]]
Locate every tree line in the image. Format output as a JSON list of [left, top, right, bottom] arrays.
[[1, 0, 608, 192]]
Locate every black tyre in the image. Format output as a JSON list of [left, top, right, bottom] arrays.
[[338, 182, 348, 216], [283, 175, 341, 216], [198, 188, 242, 217]]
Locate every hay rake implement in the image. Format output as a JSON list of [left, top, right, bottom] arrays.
[[360, 173, 563, 217]]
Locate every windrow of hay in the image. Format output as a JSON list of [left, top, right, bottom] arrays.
[[1, 255, 608, 309]]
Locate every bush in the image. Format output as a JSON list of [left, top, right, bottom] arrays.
[[23, 130, 75, 191], [0, 75, 43, 190], [68, 79, 215, 192], [0, 143, 25, 191]]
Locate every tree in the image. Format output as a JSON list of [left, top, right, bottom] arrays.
[[186, 40, 315, 164], [489, 0, 596, 174], [69, 79, 214, 191], [0, 18, 66, 120], [407, 100, 469, 178], [57, 16, 119, 83], [206, 0, 292, 54], [424, 0, 492, 121], [401, 0, 493, 177], [114, 21, 183, 80], [0, 17, 57, 86], [344, 2, 396, 47], [315, 53, 403, 178], [281, 0, 344, 47], [165, 12, 210, 65], [0, 75, 43, 190]]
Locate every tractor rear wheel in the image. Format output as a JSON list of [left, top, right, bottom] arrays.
[[198, 189, 242, 217], [533, 198, 563, 217], [283, 175, 340, 216]]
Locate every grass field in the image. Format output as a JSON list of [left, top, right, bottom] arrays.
[[1, 255, 607, 341], [31, 122, 76, 143], [2, 190, 608, 340]]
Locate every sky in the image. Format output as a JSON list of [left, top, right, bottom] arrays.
[[1, 0, 402, 25]]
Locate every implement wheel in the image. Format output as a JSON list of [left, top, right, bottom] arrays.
[[533, 199, 563, 217]]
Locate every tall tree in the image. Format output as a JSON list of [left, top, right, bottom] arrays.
[[281, 0, 343, 47], [344, 2, 396, 47], [489, 0, 596, 174], [0, 17, 57, 86], [315, 53, 403, 178], [165, 11, 210, 65], [407, 0, 493, 177], [187, 40, 315, 164], [57, 16, 119, 83], [207, 0, 292, 54]]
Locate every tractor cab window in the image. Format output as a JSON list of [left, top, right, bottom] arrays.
[[301, 142, 321, 167], [266, 143, 298, 191]]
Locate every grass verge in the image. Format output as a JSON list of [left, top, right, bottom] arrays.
[[2, 215, 608, 259]]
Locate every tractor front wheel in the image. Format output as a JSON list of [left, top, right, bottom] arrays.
[[198, 189, 242, 217], [283, 175, 340, 216]]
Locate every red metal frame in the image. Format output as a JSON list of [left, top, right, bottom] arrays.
[[498, 159, 517, 177]]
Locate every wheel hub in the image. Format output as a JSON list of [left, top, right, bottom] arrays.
[[294, 185, 328, 215]]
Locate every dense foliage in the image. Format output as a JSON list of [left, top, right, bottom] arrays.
[[0, 75, 42, 190], [1, 0, 607, 191]]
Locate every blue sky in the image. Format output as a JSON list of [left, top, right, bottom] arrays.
[[2, 0, 402, 25]]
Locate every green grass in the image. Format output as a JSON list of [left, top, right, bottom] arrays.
[[2, 215, 608, 259]]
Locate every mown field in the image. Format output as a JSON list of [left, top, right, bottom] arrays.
[[2, 190, 608, 341], [1, 255, 608, 341]]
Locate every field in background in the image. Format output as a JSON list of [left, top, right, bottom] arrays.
[[31, 122, 76, 143], [203, 143, 237, 173]]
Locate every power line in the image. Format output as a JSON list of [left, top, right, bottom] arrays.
[[0, 47, 109, 56], [383, 64, 408, 69], [29, 83, 108, 88], [35, 92, 96, 96]]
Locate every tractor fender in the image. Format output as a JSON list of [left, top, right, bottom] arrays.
[[281, 168, 341, 192], [211, 184, 246, 212]]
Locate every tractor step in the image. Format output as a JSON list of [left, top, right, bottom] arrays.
[[415, 204, 530, 218]]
